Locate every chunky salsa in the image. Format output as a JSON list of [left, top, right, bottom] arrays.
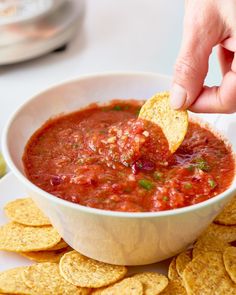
[[23, 100, 235, 212]]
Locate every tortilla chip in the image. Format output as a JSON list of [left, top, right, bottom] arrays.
[[214, 197, 236, 225], [93, 277, 143, 295], [182, 251, 236, 294], [22, 262, 89, 295], [139, 92, 188, 153], [168, 257, 181, 282], [159, 279, 187, 295], [4, 198, 50, 226], [47, 239, 68, 251], [202, 223, 236, 243], [192, 234, 229, 258], [59, 250, 127, 288], [0, 266, 31, 294], [0, 153, 6, 178], [223, 247, 236, 284], [176, 250, 192, 278], [0, 222, 61, 252], [21, 247, 72, 263], [132, 272, 168, 294]]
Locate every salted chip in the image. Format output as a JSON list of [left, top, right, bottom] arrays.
[[176, 250, 192, 278], [223, 247, 236, 284], [93, 277, 143, 295], [21, 247, 72, 263], [202, 223, 236, 243], [59, 250, 127, 288], [132, 272, 168, 295], [0, 222, 61, 252], [192, 234, 229, 258], [0, 266, 31, 294], [4, 198, 51, 226], [0, 152, 6, 178], [182, 251, 236, 294], [160, 279, 187, 295], [168, 257, 181, 282], [214, 197, 236, 225], [139, 92, 188, 153], [47, 239, 68, 251], [22, 262, 89, 295]]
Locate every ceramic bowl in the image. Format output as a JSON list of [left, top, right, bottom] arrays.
[[2, 72, 236, 265]]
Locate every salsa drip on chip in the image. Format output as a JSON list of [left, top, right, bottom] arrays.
[[22, 94, 235, 212]]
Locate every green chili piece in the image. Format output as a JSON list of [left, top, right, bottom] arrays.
[[138, 179, 153, 190], [208, 179, 216, 188], [184, 182, 192, 189], [163, 196, 169, 202], [113, 105, 122, 111]]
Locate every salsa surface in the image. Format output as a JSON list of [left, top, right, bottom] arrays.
[[23, 100, 235, 212]]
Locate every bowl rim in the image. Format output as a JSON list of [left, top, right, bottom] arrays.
[[2, 71, 236, 218]]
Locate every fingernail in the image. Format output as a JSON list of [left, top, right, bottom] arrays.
[[170, 83, 187, 109]]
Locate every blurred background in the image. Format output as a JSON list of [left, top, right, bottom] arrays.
[[0, 0, 223, 176]]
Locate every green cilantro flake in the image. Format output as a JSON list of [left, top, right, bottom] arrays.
[[194, 158, 210, 172]]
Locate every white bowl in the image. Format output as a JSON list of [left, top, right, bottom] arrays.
[[2, 72, 236, 265]]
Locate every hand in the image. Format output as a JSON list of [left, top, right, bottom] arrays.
[[170, 0, 236, 113]]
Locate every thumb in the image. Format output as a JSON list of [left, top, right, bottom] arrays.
[[170, 9, 220, 109]]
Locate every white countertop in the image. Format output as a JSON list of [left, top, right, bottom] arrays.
[[0, 0, 222, 141]]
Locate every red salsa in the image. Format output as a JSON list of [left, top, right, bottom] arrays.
[[23, 100, 235, 212]]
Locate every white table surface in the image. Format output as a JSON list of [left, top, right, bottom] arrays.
[[0, 0, 222, 142]]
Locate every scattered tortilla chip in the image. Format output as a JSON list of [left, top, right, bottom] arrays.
[[21, 247, 72, 263], [93, 277, 143, 295], [0, 222, 61, 252], [159, 279, 187, 295], [176, 250, 192, 278], [214, 197, 236, 225], [132, 272, 168, 295], [0, 153, 6, 178], [4, 198, 50, 226], [182, 251, 236, 294], [0, 266, 31, 294], [192, 234, 229, 258], [22, 262, 89, 295], [223, 247, 236, 284], [47, 239, 68, 251], [202, 223, 236, 243], [59, 250, 127, 288], [168, 257, 181, 282], [139, 92, 188, 153]]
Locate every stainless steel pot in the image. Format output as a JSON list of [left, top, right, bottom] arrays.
[[0, 0, 85, 64]]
